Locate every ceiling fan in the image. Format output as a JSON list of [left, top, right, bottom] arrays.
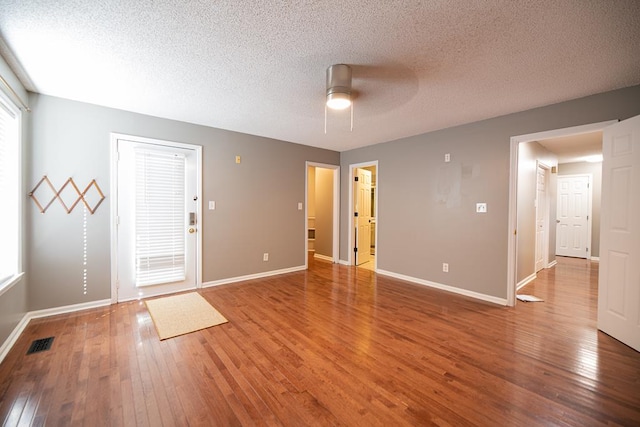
[[325, 64, 353, 133]]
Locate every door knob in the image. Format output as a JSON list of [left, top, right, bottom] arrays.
[[188, 227, 196, 234]]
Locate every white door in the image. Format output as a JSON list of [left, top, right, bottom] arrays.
[[598, 114, 640, 352], [354, 168, 372, 265], [556, 175, 590, 258], [535, 165, 547, 272], [115, 137, 199, 301]]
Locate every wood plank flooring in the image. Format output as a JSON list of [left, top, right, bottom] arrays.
[[1, 256, 639, 426]]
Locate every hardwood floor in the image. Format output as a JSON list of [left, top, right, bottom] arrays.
[[1, 256, 639, 426]]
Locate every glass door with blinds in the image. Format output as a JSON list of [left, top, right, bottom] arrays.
[[114, 136, 199, 301]]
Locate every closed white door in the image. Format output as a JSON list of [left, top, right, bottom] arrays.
[[115, 137, 199, 301], [598, 114, 640, 352], [535, 165, 547, 272], [556, 175, 590, 258], [354, 168, 372, 265]]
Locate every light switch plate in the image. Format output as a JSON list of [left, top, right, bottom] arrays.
[[209, 201, 215, 210], [298, 202, 303, 210]]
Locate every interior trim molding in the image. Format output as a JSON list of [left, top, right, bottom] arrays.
[[376, 269, 508, 306], [546, 260, 558, 269], [202, 265, 306, 288], [0, 298, 111, 364]]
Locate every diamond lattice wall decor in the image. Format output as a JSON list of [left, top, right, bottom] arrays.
[[29, 176, 105, 214]]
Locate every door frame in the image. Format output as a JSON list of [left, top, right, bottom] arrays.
[[555, 173, 593, 259], [305, 162, 340, 267], [507, 120, 616, 306], [534, 161, 551, 273], [110, 133, 203, 303], [348, 161, 378, 267]]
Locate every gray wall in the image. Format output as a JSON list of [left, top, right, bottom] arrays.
[[314, 168, 334, 257], [28, 93, 339, 310], [517, 141, 558, 283], [0, 55, 29, 348], [558, 161, 602, 258], [340, 85, 640, 300]]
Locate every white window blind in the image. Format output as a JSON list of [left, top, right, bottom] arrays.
[[0, 98, 19, 285], [135, 149, 186, 287]]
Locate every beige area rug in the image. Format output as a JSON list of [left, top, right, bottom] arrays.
[[145, 292, 228, 340]]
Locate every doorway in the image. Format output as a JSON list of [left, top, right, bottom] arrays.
[[305, 162, 339, 267], [110, 133, 202, 302], [348, 162, 378, 269], [508, 120, 616, 306]]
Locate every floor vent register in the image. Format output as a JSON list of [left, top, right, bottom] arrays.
[[26, 337, 55, 355]]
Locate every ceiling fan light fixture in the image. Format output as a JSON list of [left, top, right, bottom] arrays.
[[324, 64, 354, 133], [326, 64, 352, 110], [326, 92, 351, 110]]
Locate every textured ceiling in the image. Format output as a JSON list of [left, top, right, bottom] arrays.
[[1, 1, 639, 152]]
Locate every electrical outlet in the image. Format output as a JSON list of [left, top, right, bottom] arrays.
[[476, 203, 487, 213], [263, 253, 269, 262], [445, 153, 451, 162], [442, 263, 449, 273], [235, 155, 241, 164]]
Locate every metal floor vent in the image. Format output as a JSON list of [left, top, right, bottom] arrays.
[[26, 337, 55, 355]]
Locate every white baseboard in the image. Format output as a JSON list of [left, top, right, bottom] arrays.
[[0, 298, 112, 364], [517, 273, 537, 291], [338, 259, 350, 266], [591, 256, 600, 262], [28, 299, 112, 320], [376, 269, 508, 306], [546, 260, 557, 269], [202, 265, 306, 288], [313, 253, 334, 262]]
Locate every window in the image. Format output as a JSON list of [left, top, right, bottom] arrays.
[[0, 90, 21, 289], [135, 148, 186, 287]]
